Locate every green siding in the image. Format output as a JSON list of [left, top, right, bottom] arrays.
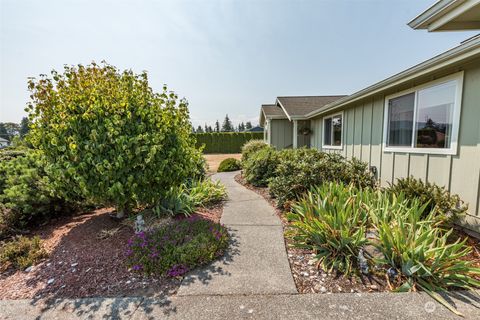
[[310, 60, 480, 232], [270, 119, 293, 149]]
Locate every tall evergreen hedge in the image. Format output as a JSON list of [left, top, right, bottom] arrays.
[[195, 132, 263, 154]]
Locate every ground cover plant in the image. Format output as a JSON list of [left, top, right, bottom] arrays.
[[0, 236, 47, 271], [217, 158, 241, 172], [125, 216, 229, 276], [27, 62, 203, 218]]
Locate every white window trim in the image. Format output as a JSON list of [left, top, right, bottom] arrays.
[[322, 111, 344, 150], [382, 71, 464, 155]]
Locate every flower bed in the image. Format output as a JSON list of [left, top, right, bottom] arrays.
[[126, 216, 229, 277]]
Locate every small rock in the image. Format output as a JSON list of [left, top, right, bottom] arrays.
[[350, 289, 354, 293], [126, 280, 131, 284], [320, 286, 327, 293], [71, 263, 78, 268], [247, 309, 254, 314], [301, 272, 309, 277], [85, 268, 91, 273], [72, 269, 77, 273], [370, 285, 378, 290], [46, 263, 51, 267], [337, 287, 342, 292], [25, 266, 33, 273], [47, 278, 55, 285], [307, 259, 315, 266]]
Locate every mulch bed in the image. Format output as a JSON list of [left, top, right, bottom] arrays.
[[0, 204, 224, 300]]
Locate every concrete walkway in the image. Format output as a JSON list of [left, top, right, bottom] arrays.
[[177, 171, 297, 295]]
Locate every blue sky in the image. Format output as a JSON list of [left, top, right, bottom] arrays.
[[0, 0, 477, 127]]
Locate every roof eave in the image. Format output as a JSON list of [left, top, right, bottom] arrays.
[[306, 35, 480, 118], [408, 0, 480, 31]]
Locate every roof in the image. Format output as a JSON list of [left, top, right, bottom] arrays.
[[246, 126, 264, 132], [276, 96, 346, 119], [261, 104, 287, 118], [306, 34, 480, 118], [408, 0, 480, 31]]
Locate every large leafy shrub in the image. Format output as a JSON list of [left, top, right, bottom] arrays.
[[387, 177, 467, 224], [0, 150, 74, 238], [217, 158, 241, 172], [371, 206, 480, 316], [126, 216, 229, 276], [241, 139, 269, 163], [269, 148, 375, 207], [288, 183, 368, 275], [27, 62, 203, 217], [0, 236, 47, 271], [243, 146, 279, 187]]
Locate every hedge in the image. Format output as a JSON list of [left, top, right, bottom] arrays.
[[195, 132, 264, 154]]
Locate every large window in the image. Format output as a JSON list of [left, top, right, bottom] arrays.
[[323, 112, 343, 148], [384, 73, 463, 155]]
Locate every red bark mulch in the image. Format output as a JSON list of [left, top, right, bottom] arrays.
[[0, 204, 224, 300]]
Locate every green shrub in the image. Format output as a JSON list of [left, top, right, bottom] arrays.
[[153, 179, 226, 217], [269, 149, 375, 207], [188, 179, 226, 207], [387, 177, 467, 224], [0, 150, 75, 238], [126, 216, 229, 276], [217, 158, 241, 172], [288, 183, 368, 275], [195, 132, 264, 154], [241, 139, 269, 163], [371, 206, 480, 316], [243, 146, 279, 187], [27, 62, 203, 218], [0, 236, 47, 271]]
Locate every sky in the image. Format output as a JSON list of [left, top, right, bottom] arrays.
[[0, 0, 477, 128]]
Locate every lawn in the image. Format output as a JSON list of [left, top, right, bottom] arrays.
[[204, 154, 241, 173]]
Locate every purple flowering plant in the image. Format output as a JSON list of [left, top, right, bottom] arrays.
[[125, 217, 229, 276]]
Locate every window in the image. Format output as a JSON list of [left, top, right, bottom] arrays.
[[323, 112, 343, 148], [384, 72, 463, 155]]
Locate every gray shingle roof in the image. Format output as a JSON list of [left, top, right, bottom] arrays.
[[277, 96, 347, 118], [261, 104, 287, 118]]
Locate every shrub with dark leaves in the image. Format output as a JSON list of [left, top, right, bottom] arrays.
[[125, 216, 229, 276], [243, 146, 279, 187], [217, 158, 241, 172]]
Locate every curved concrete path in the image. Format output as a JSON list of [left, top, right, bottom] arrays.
[[177, 171, 297, 295]]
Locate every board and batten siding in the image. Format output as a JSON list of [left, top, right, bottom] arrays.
[[270, 119, 293, 150], [310, 60, 480, 231]]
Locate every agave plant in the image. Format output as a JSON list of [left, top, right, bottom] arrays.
[[187, 179, 227, 207], [287, 182, 368, 275], [371, 204, 480, 316]]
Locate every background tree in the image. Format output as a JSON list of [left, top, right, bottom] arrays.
[[245, 121, 253, 130], [215, 120, 220, 132], [196, 125, 204, 133], [0, 123, 8, 141], [221, 114, 234, 132], [27, 62, 203, 218], [19, 117, 30, 137]]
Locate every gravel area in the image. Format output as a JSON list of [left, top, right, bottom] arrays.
[[0, 203, 224, 300]]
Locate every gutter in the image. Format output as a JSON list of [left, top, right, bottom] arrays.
[[305, 35, 480, 119], [408, 0, 459, 29]]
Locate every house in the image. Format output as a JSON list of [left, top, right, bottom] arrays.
[[260, 96, 346, 149], [0, 137, 9, 148], [245, 125, 264, 132], [259, 0, 480, 232]]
